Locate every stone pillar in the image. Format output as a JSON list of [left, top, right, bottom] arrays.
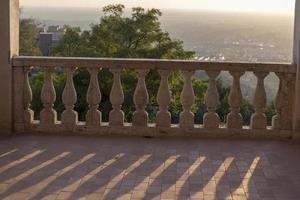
[[0, 0, 19, 133], [203, 70, 220, 129], [251, 72, 268, 130], [293, 0, 300, 138], [133, 69, 149, 127], [109, 68, 124, 126], [227, 71, 244, 129], [86, 68, 102, 126], [179, 70, 195, 128]]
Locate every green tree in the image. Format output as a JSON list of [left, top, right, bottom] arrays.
[[51, 5, 194, 59], [50, 26, 81, 57], [44, 4, 201, 122], [20, 18, 41, 56]]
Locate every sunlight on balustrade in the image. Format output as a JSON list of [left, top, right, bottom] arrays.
[[12, 56, 297, 139]]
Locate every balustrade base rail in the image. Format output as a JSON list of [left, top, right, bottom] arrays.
[[14, 121, 292, 139]]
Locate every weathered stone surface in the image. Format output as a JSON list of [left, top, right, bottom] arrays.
[[13, 57, 296, 73], [23, 67, 34, 126], [10, 63, 297, 139], [281, 74, 296, 131], [179, 70, 195, 128], [251, 72, 268, 130], [133, 69, 149, 127], [227, 71, 244, 129], [272, 73, 285, 130], [13, 67, 25, 132], [293, 0, 300, 138], [156, 70, 171, 127], [0, 0, 19, 133], [204, 70, 220, 129], [109, 68, 125, 126], [86, 68, 102, 126], [40, 68, 57, 127], [61, 67, 78, 129]]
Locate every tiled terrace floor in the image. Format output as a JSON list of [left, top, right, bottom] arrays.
[[0, 134, 300, 200]]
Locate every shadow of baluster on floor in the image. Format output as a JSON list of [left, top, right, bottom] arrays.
[[136, 154, 180, 200], [67, 154, 152, 200], [110, 154, 178, 200], [0, 149, 45, 176], [0, 150, 65, 184], [216, 154, 260, 200], [176, 155, 225, 200], [0, 148, 41, 168], [248, 148, 300, 200], [27, 153, 103, 200], [0, 151, 94, 200], [0, 152, 70, 196]]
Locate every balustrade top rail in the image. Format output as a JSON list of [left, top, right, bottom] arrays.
[[13, 56, 297, 73]]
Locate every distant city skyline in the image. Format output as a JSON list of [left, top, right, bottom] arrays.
[[21, 0, 295, 13]]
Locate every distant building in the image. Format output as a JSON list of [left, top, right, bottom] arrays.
[[38, 25, 66, 56], [47, 25, 59, 32], [38, 33, 53, 56]]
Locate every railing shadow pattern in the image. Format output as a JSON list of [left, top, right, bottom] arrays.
[[0, 135, 300, 200]]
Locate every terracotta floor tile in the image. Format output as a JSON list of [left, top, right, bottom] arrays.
[[0, 134, 299, 200]]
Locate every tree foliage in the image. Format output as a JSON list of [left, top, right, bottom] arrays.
[[20, 18, 41, 56], [50, 5, 194, 59], [45, 4, 199, 122]]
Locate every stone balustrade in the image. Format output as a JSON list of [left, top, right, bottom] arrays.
[[12, 56, 297, 139]]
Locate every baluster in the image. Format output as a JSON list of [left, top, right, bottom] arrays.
[[109, 68, 124, 126], [61, 67, 78, 127], [156, 70, 171, 127], [226, 71, 244, 129], [133, 69, 149, 127], [40, 67, 57, 126], [179, 70, 195, 128], [23, 67, 34, 125], [272, 72, 284, 130], [204, 70, 220, 129], [251, 72, 268, 129], [86, 68, 102, 126]]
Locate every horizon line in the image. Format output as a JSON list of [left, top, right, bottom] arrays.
[[21, 6, 294, 16]]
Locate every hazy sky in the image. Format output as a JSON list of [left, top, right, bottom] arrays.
[[21, 0, 295, 13]]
